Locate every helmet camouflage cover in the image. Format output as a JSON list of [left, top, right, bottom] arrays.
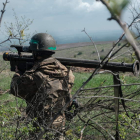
[[29, 33, 56, 52]]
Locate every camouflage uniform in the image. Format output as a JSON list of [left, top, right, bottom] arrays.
[[10, 57, 75, 139]]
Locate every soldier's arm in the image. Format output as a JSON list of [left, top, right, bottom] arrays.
[[10, 70, 37, 99]]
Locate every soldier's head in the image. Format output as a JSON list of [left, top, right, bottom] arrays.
[[29, 33, 56, 59]]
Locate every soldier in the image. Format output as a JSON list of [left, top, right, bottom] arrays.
[[10, 33, 75, 140]]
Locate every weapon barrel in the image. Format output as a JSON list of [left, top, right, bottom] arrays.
[[3, 52, 140, 76], [57, 57, 140, 76], [3, 52, 34, 62]]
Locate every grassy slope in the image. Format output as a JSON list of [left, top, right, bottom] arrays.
[[0, 66, 140, 139], [54, 42, 134, 63], [0, 42, 139, 139]]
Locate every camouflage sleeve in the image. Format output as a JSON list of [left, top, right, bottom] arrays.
[[64, 69, 75, 106], [10, 71, 37, 99], [68, 69, 75, 88]]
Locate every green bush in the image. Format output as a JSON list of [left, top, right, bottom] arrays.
[[77, 52, 82, 55], [101, 49, 104, 52], [100, 55, 105, 60]]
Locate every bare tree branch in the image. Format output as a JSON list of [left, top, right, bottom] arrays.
[[99, 0, 140, 61], [0, 0, 9, 28], [82, 28, 101, 62]]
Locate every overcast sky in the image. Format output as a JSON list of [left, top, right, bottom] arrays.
[[0, 0, 135, 38]]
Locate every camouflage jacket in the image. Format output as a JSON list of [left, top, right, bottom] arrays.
[[10, 57, 75, 119]]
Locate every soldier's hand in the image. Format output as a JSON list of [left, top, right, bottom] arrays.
[[15, 66, 19, 73], [65, 99, 79, 120], [15, 66, 23, 76]]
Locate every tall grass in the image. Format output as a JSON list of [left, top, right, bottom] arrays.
[[0, 63, 140, 139]]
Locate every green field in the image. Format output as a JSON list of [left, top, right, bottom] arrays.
[[0, 68, 140, 139], [54, 42, 134, 63], [0, 41, 140, 139]]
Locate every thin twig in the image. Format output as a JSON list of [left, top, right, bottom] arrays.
[[99, 0, 140, 61], [81, 83, 140, 91], [82, 28, 101, 62], [77, 95, 140, 102], [80, 126, 86, 140], [0, 89, 10, 95], [0, 0, 9, 27], [0, 36, 23, 45]]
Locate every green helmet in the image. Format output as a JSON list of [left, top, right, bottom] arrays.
[[29, 33, 56, 52]]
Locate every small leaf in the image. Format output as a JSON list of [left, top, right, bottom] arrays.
[[65, 129, 73, 136], [8, 30, 12, 37], [20, 29, 25, 39], [109, 0, 130, 17]]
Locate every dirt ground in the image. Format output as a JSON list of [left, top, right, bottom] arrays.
[[71, 66, 94, 73]]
